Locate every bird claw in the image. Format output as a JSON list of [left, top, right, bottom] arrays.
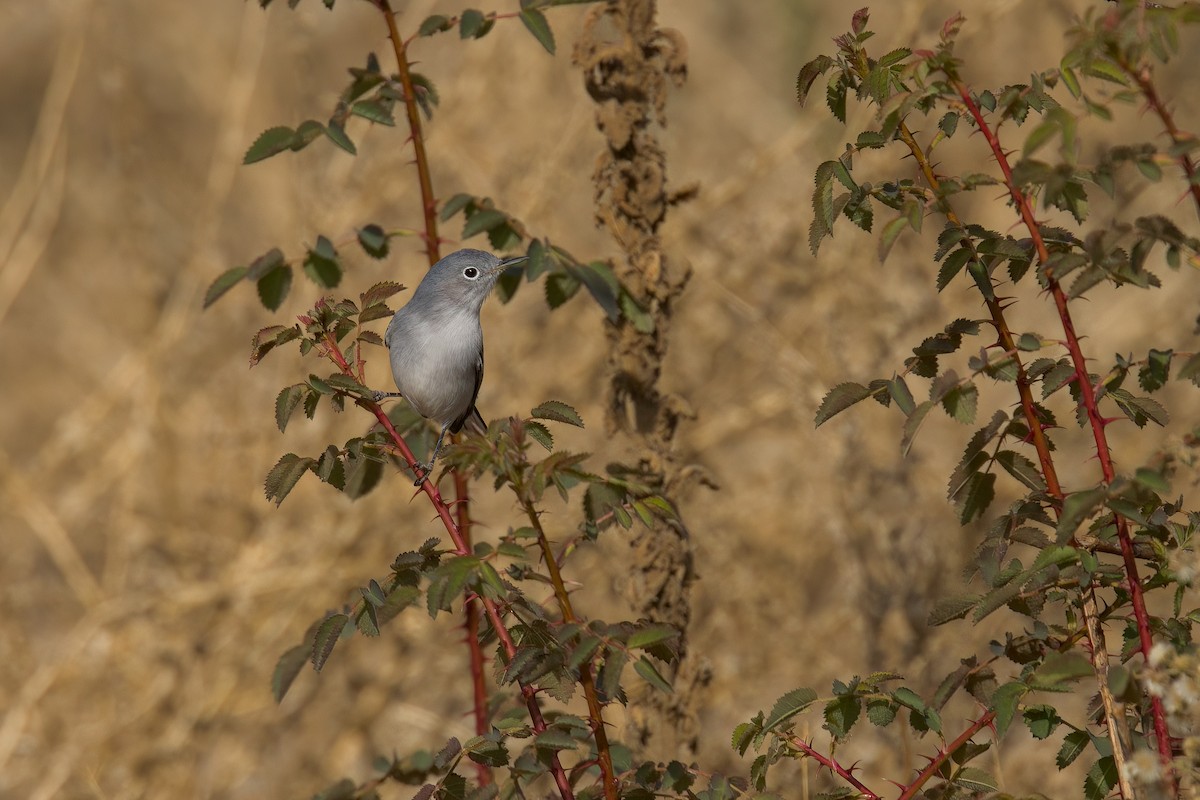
[[373, 390, 402, 403], [412, 462, 433, 486]]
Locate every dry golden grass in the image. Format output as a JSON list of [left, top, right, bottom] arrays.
[[2, 0, 1197, 797]]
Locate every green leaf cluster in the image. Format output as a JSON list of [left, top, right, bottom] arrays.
[[797, 7, 1200, 799]]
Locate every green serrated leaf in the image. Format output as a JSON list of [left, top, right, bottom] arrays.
[[265, 453, 314, 505], [823, 695, 861, 740], [866, 698, 897, 727], [995, 450, 1046, 491], [941, 382, 978, 424], [796, 56, 834, 105], [633, 656, 673, 693], [901, 401, 934, 457], [276, 384, 306, 432], [973, 580, 1022, 623], [350, 99, 395, 126], [1023, 704, 1061, 740], [257, 265, 293, 311], [892, 687, 925, 712], [991, 682, 1026, 737], [732, 721, 760, 755], [531, 400, 583, 427], [1032, 653, 1093, 688], [526, 421, 554, 451], [361, 280, 404, 308], [954, 767, 998, 793], [815, 382, 871, 427], [291, 119, 324, 151], [890, 377, 915, 414], [1134, 467, 1170, 493], [627, 624, 677, 650], [323, 122, 356, 155], [357, 224, 389, 259], [1057, 729, 1089, 768], [878, 215, 909, 262], [1138, 347, 1172, 392], [519, 8, 555, 54], [244, 126, 296, 165], [1057, 485, 1107, 542], [619, 290, 655, 333], [426, 556, 481, 617], [1084, 757, 1118, 800], [545, 271, 580, 308], [577, 261, 621, 322], [303, 236, 342, 289], [434, 738, 462, 770], [763, 687, 818, 732], [1029, 545, 1079, 573], [246, 247, 286, 281], [460, 9, 490, 38], [937, 247, 973, 292], [418, 14, 453, 36], [323, 373, 371, 397], [311, 613, 349, 671], [462, 209, 508, 239], [928, 595, 979, 626], [271, 644, 310, 703], [534, 729, 578, 752], [440, 193, 474, 221], [344, 449, 383, 499], [1177, 352, 1200, 385], [204, 266, 248, 308]]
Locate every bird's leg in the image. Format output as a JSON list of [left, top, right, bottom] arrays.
[[413, 422, 451, 486], [373, 390, 403, 403]]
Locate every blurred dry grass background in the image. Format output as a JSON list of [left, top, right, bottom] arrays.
[[2, 0, 1198, 797]]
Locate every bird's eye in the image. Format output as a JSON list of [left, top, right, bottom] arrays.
[[463, 267, 479, 279]]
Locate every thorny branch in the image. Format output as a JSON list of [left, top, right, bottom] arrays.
[[955, 79, 1176, 792]]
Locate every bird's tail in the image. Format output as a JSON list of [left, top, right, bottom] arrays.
[[461, 407, 487, 436]]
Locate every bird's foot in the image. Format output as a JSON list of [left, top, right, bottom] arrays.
[[373, 390, 402, 403], [412, 462, 433, 486]]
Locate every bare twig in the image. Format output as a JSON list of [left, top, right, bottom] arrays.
[[522, 501, 619, 800]]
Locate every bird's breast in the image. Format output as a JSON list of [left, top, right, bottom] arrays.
[[387, 305, 482, 425]]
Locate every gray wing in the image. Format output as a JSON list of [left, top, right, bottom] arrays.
[[450, 345, 485, 434]]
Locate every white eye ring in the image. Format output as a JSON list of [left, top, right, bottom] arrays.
[[463, 267, 479, 279]]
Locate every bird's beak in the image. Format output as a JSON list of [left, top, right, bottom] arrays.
[[498, 255, 529, 269]]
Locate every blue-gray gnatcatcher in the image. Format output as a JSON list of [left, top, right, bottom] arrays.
[[375, 248, 527, 485]]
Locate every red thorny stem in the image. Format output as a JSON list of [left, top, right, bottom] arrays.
[[787, 735, 882, 800], [373, 1, 507, 789], [378, 0, 441, 263], [314, 332, 576, 800], [895, 122, 1065, 501], [955, 79, 1175, 790], [1114, 51, 1200, 220], [896, 713, 996, 800], [896, 118, 1130, 795]]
